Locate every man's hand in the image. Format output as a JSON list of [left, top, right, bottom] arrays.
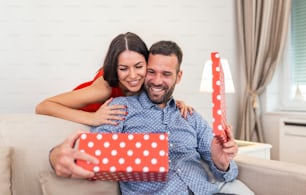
[[211, 125, 238, 171], [49, 131, 99, 179]]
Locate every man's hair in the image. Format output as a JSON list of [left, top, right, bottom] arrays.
[[102, 32, 149, 87], [149, 40, 183, 71]]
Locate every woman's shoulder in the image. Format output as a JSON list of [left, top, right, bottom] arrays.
[[91, 76, 112, 93]]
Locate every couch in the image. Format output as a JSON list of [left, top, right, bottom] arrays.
[[1, 113, 306, 195]]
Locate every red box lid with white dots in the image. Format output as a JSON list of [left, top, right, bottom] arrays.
[[211, 52, 228, 143], [76, 133, 169, 181]]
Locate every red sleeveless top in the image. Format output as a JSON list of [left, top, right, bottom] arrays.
[[73, 69, 124, 112]]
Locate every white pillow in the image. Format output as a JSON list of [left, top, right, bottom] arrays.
[[39, 171, 120, 195], [0, 147, 12, 195]]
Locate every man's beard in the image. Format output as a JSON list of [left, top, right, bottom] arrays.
[[144, 83, 175, 105]]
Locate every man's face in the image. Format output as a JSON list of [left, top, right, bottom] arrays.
[[144, 54, 182, 107]]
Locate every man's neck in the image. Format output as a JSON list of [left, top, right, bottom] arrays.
[[157, 103, 166, 109], [119, 83, 142, 96]]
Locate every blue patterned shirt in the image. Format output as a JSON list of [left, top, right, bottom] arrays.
[[90, 91, 238, 195]]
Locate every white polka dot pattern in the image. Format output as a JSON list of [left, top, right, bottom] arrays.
[[211, 52, 228, 143], [76, 133, 169, 181]]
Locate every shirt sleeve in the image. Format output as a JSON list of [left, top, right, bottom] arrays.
[[189, 112, 238, 182]]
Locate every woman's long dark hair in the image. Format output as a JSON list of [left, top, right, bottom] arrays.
[[102, 32, 149, 87]]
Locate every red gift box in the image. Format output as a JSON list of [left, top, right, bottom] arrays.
[[211, 52, 228, 143], [76, 133, 169, 181]]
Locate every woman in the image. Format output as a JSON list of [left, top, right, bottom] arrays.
[[36, 32, 191, 126]]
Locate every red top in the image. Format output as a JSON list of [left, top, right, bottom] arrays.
[[73, 69, 124, 112]]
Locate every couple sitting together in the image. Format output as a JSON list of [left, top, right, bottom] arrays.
[[36, 32, 254, 195]]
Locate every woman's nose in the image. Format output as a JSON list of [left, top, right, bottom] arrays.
[[129, 68, 136, 78]]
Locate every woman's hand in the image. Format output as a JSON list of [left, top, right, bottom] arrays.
[[176, 100, 194, 119], [91, 98, 127, 126]]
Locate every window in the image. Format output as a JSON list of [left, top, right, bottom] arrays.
[[280, 0, 306, 111]]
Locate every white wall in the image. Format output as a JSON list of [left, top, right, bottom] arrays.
[[0, 0, 239, 131]]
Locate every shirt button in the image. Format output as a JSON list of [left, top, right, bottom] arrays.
[[177, 168, 181, 172]]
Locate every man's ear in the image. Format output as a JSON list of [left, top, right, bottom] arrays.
[[176, 70, 183, 84]]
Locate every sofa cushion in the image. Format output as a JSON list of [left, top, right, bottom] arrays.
[[39, 171, 120, 195], [0, 147, 12, 195]]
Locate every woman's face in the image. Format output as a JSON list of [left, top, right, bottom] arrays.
[[117, 50, 147, 95]]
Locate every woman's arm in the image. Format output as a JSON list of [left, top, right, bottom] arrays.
[[36, 77, 126, 126]]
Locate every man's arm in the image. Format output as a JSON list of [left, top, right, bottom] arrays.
[[49, 131, 99, 178], [193, 113, 238, 181], [50, 97, 128, 178]]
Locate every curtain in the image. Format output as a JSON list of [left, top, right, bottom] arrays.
[[236, 0, 291, 142]]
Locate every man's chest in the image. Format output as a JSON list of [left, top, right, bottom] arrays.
[[122, 109, 198, 147]]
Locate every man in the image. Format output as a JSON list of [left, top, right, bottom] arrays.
[[50, 40, 253, 194]]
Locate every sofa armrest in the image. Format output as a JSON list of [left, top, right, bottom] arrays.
[[235, 154, 306, 195]]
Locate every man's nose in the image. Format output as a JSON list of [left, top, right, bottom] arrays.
[[151, 73, 163, 84]]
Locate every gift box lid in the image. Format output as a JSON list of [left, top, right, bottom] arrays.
[[211, 52, 228, 143]]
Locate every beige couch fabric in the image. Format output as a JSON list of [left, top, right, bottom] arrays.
[[0, 114, 121, 195], [236, 155, 306, 195], [39, 171, 119, 195], [0, 147, 12, 195]]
